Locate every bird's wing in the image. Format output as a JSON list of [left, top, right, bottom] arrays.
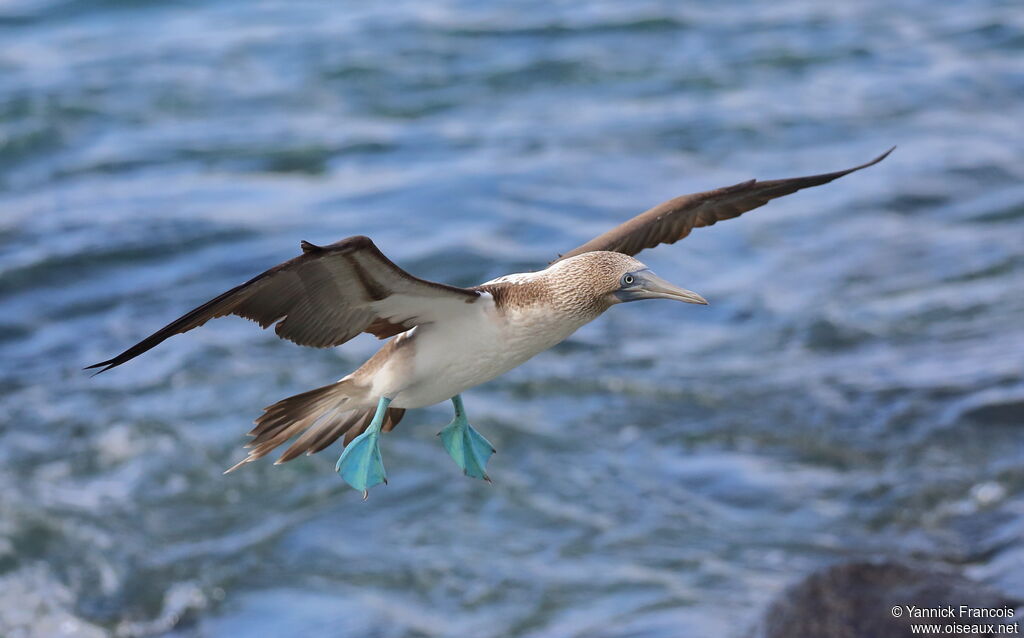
[[87, 235, 480, 373], [553, 147, 894, 263]]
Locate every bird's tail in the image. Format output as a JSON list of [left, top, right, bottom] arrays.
[[224, 379, 405, 473]]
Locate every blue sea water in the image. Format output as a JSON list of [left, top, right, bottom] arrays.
[[1, 0, 1022, 636]]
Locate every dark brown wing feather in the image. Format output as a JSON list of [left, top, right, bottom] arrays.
[[554, 147, 894, 263], [87, 235, 479, 373]]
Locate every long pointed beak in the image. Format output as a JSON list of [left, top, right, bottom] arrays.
[[616, 271, 708, 305]]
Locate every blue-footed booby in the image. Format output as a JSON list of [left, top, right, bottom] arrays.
[[88, 148, 892, 497]]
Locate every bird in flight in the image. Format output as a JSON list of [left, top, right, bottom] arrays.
[[89, 148, 892, 497]]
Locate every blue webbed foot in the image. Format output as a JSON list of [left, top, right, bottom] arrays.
[[335, 429, 387, 498], [439, 395, 495, 482], [336, 396, 391, 498]]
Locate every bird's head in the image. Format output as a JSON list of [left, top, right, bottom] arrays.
[[553, 251, 707, 309], [611, 262, 708, 306]]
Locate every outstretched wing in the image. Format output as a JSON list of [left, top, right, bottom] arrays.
[[553, 147, 894, 263], [87, 235, 480, 373]]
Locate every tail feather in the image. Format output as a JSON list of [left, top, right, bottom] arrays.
[[276, 409, 366, 464], [302, 405, 397, 455], [383, 408, 405, 432], [226, 379, 402, 473], [304, 411, 365, 455], [342, 407, 405, 446], [246, 383, 343, 438], [272, 405, 406, 464]]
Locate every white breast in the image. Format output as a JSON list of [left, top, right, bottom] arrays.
[[375, 292, 587, 409]]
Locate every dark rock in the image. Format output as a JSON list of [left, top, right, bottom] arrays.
[[961, 397, 1024, 426], [750, 561, 1021, 638]]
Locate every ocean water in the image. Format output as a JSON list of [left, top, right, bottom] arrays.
[[1, 0, 1022, 636]]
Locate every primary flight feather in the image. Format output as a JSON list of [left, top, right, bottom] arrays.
[[89, 148, 893, 496]]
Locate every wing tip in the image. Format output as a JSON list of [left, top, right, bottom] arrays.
[[83, 359, 117, 375], [785, 144, 897, 188], [827, 145, 895, 180], [869, 145, 897, 166]]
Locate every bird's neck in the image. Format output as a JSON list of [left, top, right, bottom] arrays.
[[477, 271, 612, 325]]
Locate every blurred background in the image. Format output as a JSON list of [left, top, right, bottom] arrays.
[[1, 0, 1022, 636]]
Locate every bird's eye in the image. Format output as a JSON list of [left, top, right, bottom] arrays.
[[622, 274, 635, 286]]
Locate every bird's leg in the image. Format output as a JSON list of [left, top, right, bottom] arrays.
[[438, 395, 495, 482], [336, 396, 392, 499]]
